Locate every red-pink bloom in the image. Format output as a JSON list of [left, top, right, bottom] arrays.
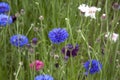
[[30, 60, 44, 71]]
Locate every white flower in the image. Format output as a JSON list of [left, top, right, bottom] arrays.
[[78, 4, 89, 13], [105, 32, 119, 42], [78, 4, 101, 19], [85, 7, 101, 19]]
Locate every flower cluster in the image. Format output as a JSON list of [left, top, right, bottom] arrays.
[[5, 1, 120, 79], [35, 74, 54, 80], [30, 60, 44, 71], [10, 34, 29, 47], [48, 28, 69, 44], [105, 32, 119, 42], [78, 4, 101, 19], [61, 44, 79, 57], [84, 59, 102, 75], [0, 2, 15, 27]]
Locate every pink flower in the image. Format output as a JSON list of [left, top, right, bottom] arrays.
[[30, 60, 44, 71]]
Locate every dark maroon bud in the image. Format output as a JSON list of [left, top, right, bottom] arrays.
[[12, 15, 16, 22], [55, 63, 59, 68]]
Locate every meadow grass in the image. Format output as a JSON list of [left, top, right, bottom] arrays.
[[0, 0, 120, 80]]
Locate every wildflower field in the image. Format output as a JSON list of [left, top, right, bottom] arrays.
[[0, 0, 120, 80]]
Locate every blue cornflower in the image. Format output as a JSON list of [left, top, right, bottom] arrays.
[[35, 74, 54, 80], [0, 2, 10, 13], [0, 14, 13, 26], [84, 59, 102, 75], [48, 28, 69, 44], [10, 34, 29, 47]]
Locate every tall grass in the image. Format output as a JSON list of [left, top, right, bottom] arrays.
[[0, 0, 120, 80]]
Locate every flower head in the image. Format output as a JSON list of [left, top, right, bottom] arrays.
[[48, 28, 69, 44], [62, 44, 79, 57], [30, 60, 44, 71], [0, 14, 13, 26], [105, 32, 119, 42], [85, 7, 101, 19], [0, 2, 10, 13], [78, 4, 89, 13], [35, 74, 54, 80], [84, 59, 102, 75], [78, 4, 101, 19], [10, 34, 29, 47]]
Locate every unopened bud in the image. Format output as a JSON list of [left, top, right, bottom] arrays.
[[20, 9, 25, 15], [32, 38, 38, 45], [15, 12, 20, 17], [101, 14, 106, 20], [112, 2, 120, 10], [39, 16, 44, 21]]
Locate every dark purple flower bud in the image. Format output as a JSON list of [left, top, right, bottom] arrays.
[[11, 15, 16, 22], [62, 44, 79, 57], [32, 38, 38, 44]]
